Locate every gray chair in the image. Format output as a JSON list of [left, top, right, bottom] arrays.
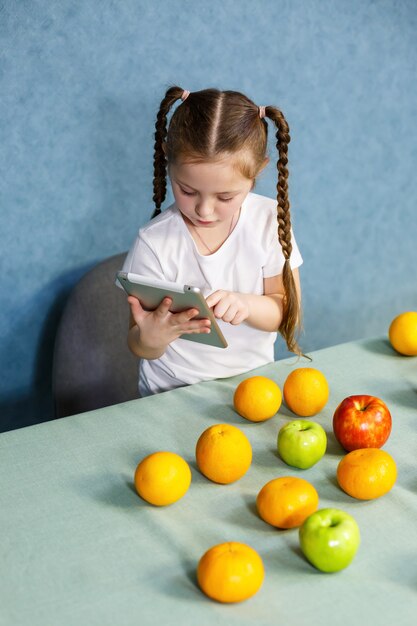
[[52, 252, 139, 418]]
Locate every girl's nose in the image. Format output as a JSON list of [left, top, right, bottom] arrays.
[[195, 200, 214, 218]]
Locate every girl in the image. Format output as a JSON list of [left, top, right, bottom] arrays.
[[122, 86, 303, 397]]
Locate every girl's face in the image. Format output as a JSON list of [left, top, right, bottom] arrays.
[[168, 158, 255, 228]]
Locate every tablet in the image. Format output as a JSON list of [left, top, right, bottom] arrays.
[[116, 271, 228, 349]]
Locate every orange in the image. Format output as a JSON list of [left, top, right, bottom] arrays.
[[388, 311, 417, 355], [195, 423, 252, 484], [197, 541, 264, 603], [233, 376, 282, 422], [283, 367, 329, 417], [256, 476, 319, 529], [337, 448, 397, 500], [134, 451, 191, 506]]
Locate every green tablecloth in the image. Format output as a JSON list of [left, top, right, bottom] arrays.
[[1, 338, 416, 626]]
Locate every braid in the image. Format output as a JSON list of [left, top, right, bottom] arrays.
[[152, 86, 184, 218], [265, 106, 303, 356]]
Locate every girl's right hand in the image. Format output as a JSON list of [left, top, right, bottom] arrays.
[[127, 296, 211, 350]]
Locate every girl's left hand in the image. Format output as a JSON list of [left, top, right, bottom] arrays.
[[205, 290, 249, 325]]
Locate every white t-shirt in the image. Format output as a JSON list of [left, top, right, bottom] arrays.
[[121, 192, 303, 396]]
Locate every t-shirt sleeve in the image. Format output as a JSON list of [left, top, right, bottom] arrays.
[[116, 230, 165, 288], [262, 226, 303, 278]]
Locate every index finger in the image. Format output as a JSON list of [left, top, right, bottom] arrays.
[[155, 297, 173, 316], [205, 290, 222, 309]]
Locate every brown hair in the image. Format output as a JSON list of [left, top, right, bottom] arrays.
[[152, 85, 302, 355]]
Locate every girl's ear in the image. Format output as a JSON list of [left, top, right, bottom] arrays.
[[259, 156, 270, 173], [162, 141, 167, 156]]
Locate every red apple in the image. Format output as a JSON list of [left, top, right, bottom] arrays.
[[333, 395, 392, 451]]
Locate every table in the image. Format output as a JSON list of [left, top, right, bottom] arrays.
[[1, 337, 416, 626]]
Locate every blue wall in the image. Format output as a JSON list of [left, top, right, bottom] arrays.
[[1, 0, 416, 431]]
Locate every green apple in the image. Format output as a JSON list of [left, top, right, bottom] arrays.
[[277, 420, 327, 469], [299, 508, 360, 572]]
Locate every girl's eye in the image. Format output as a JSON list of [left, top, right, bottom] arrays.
[[180, 187, 196, 196], [179, 186, 233, 202]]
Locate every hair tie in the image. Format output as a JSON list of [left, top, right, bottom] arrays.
[[258, 105, 266, 119], [181, 90, 190, 101]]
